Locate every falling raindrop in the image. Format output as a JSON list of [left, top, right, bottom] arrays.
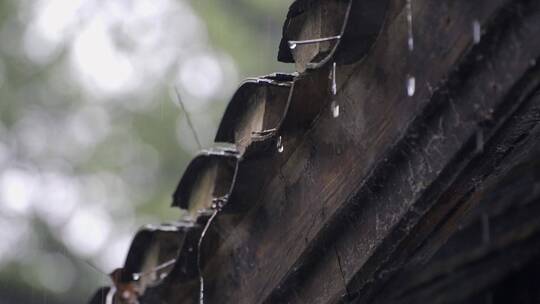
[[330, 62, 339, 118], [406, 76, 416, 97], [408, 37, 414, 52], [331, 101, 340, 118], [331, 62, 337, 95], [288, 42, 297, 50], [329, 62, 340, 118], [405, 0, 415, 98], [277, 136, 284, 153], [406, 0, 414, 51], [473, 20, 481, 44]]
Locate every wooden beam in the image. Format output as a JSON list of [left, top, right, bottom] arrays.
[[137, 0, 540, 303]]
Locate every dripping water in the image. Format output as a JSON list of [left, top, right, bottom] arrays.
[[473, 20, 481, 44], [198, 209, 219, 304], [277, 136, 284, 153], [288, 35, 341, 50], [406, 76, 416, 97], [331, 62, 337, 95], [330, 62, 340, 118], [132, 258, 177, 281], [406, 0, 414, 51], [331, 101, 340, 118], [406, 0, 415, 97]]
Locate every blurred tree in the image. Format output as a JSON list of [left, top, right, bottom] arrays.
[[0, 0, 291, 302]]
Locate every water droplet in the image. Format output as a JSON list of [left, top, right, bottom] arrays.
[[408, 38, 414, 51], [406, 0, 414, 51], [133, 273, 140, 281], [331, 62, 337, 95], [277, 136, 284, 153], [473, 20, 481, 44], [331, 101, 340, 118], [406, 76, 416, 97], [289, 42, 297, 50]]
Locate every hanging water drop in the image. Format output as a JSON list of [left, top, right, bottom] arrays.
[[473, 20, 481, 44], [406, 0, 414, 51], [406, 76, 416, 97], [277, 136, 284, 153], [331, 101, 340, 118]]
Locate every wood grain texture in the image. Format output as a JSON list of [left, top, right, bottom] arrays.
[[139, 0, 540, 303]]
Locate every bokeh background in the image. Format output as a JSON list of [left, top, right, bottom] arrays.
[[0, 0, 291, 302]]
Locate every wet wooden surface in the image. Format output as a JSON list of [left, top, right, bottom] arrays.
[[151, 0, 540, 303]]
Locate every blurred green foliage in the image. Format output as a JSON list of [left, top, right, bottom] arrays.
[[0, 0, 291, 302]]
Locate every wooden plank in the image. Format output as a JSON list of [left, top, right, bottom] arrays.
[[376, 142, 540, 303], [150, 0, 540, 303], [123, 0, 540, 303], [277, 1, 540, 303]]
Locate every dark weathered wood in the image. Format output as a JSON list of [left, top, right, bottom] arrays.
[[184, 1, 540, 303], [101, 0, 540, 303], [478, 259, 540, 304], [214, 74, 294, 157], [172, 147, 239, 215], [376, 139, 540, 303], [274, 1, 540, 303], [278, 0, 390, 71]]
